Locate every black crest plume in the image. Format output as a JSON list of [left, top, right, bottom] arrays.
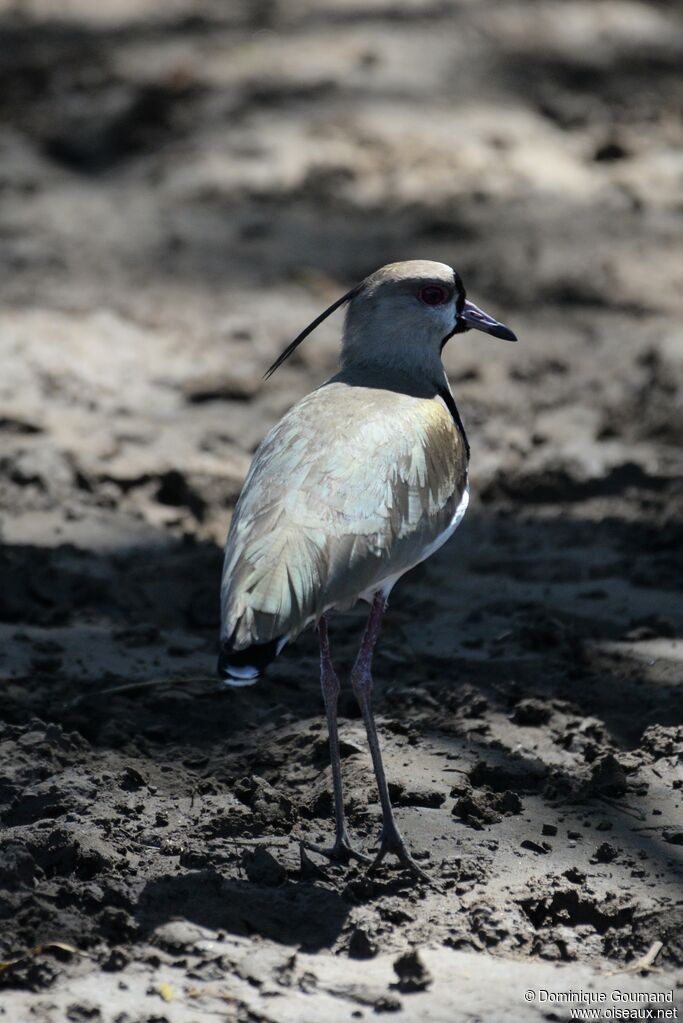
[[263, 284, 360, 380]]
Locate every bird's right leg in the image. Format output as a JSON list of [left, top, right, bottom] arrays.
[[350, 593, 431, 883], [302, 614, 370, 865]]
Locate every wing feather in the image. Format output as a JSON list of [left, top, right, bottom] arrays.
[[221, 381, 467, 650]]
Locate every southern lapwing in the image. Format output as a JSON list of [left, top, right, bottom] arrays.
[[219, 260, 516, 879]]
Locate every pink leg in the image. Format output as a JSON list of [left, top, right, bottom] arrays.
[[302, 614, 369, 864], [351, 592, 430, 882]]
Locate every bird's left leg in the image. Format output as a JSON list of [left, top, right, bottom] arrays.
[[302, 613, 369, 865], [351, 592, 430, 883]]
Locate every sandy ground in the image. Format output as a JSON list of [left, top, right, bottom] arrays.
[[1, 1, 682, 1020]]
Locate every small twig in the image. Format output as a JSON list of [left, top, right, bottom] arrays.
[[632, 824, 679, 832], [596, 795, 646, 821], [606, 941, 664, 977], [186, 986, 279, 1020], [68, 674, 212, 705], [227, 837, 290, 847], [0, 942, 87, 972]]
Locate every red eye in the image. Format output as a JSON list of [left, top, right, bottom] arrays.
[[418, 284, 448, 306]]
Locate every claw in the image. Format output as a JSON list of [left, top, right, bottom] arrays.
[[301, 834, 371, 866], [367, 823, 433, 884]]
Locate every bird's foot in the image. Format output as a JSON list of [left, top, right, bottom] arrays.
[[368, 821, 432, 884], [301, 832, 371, 866]]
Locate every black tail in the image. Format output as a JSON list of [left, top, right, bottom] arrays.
[[217, 635, 285, 686]]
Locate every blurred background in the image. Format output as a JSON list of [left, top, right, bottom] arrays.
[[1, 0, 682, 546], [1, 0, 682, 1011], [1, 0, 682, 545]]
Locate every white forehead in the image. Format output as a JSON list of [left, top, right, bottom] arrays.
[[365, 260, 455, 288]]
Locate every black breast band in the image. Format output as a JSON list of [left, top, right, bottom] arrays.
[[437, 386, 470, 463]]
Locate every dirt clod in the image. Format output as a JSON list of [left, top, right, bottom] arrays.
[[392, 950, 433, 993]]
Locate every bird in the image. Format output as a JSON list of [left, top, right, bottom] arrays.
[[218, 260, 517, 880]]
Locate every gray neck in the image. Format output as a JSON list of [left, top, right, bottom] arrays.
[[340, 324, 449, 396]]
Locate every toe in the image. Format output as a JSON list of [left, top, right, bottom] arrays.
[[302, 837, 370, 865], [367, 827, 433, 884]]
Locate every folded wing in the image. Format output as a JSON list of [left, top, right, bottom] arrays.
[[221, 381, 467, 651]]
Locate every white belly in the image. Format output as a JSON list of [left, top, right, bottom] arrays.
[[359, 483, 470, 602]]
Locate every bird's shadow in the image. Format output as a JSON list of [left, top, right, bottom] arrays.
[[135, 869, 350, 952]]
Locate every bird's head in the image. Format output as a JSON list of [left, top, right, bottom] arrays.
[[342, 260, 515, 370], [265, 259, 516, 381]]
